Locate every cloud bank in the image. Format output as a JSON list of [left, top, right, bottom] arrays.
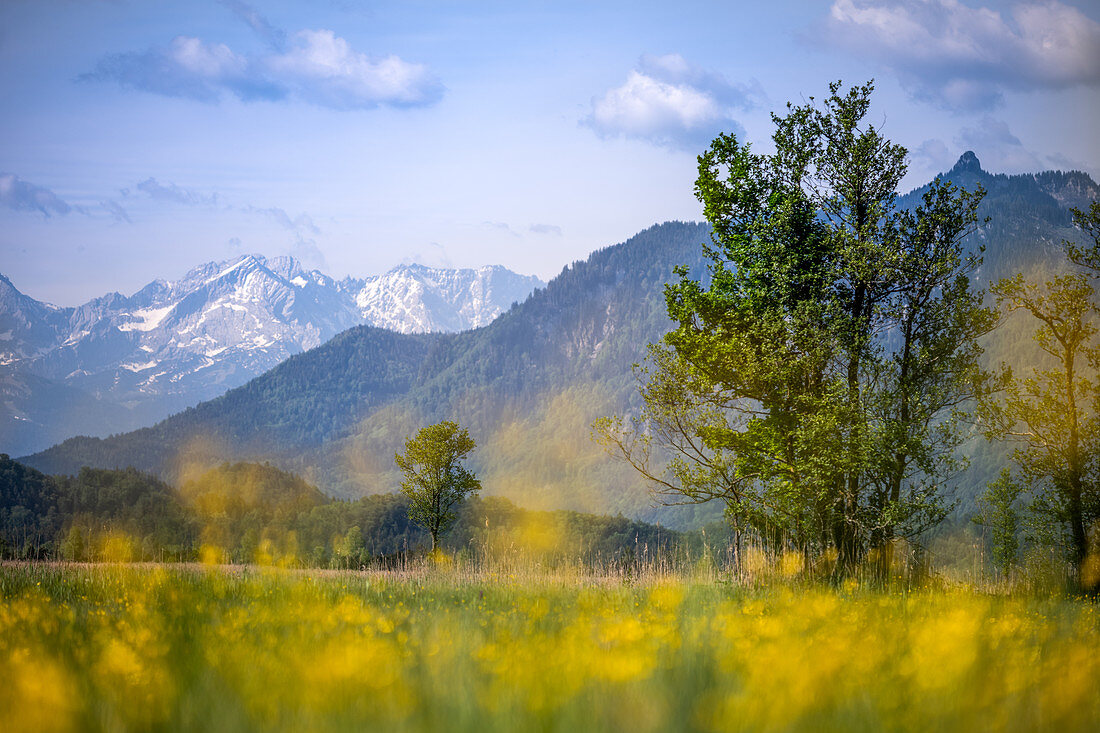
[[912, 117, 1065, 176], [136, 178, 220, 206], [0, 174, 72, 217], [83, 29, 443, 110], [824, 0, 1100, 110], [528, 223, 562, 236], [585, 54, 764, 150]]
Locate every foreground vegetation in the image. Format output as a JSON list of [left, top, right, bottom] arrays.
[[2, 561, 1098, 732], [598, 81, 1100, 590], [0, 457, 682, 567]]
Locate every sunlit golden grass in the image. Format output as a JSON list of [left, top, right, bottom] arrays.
[[2, 561, 1098, 732]]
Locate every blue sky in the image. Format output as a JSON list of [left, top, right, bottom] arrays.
[[2, 0, 1098, 305]]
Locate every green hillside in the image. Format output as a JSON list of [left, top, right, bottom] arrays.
[[20, 159, 1097, 528], [898, 156, 1099, 520], [0, 456, 684, 565], [23, 222, 716, 525]]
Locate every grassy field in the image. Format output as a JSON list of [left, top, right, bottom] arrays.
[[1, 561, 1098, 732]]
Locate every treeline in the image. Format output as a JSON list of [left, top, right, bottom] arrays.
[[19, 165, 1097, 539], [23, 223, 712, 497], [0, 455, 686, 567], [593, 82, 1100, 591]]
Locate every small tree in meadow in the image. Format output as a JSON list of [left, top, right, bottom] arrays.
[[394, 421, 481, 554], [974, 469, 1023, 580]]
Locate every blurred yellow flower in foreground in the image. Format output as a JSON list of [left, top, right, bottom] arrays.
[[0, 564, 1097, 732]]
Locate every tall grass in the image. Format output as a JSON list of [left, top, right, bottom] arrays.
[[2, 560, 1098, 732]]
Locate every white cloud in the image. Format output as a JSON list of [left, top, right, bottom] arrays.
[[0, 174, 72, 217], [170, 36, 247, 80], [911, 137, 955, 172], [84, 29, 442, 110], [824, 0, 1100, 110], [136, 178, 219, 206], [101, 199, 132, 223], [954, 116, 1044, 171], [240, 204, 326, 269], [82, 36, 275, 103], [480, 221, 520, 237], [957, 117, 1022, 149], [245, 206, 320, 235], [218, 0, 286, 50], [1044, 151, 1093, 173], [266, 30, 442, 109], [910, 118, 1049, 177], [585, 54, 764, 150], [403, 241, 453, 269], [528, 223, 562, 236], [288, 236, 327, 271]]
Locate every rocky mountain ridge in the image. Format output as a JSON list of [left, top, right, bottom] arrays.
[[20, 154, 1098, 527], [1, 256, 543, 455]]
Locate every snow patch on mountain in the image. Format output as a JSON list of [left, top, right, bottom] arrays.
[[118, 304, 176, 332], [347, 263, 543, 334], [1, 254, 544, 453]]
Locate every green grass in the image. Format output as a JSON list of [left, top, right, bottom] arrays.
[[2, 561, 1098, 732]]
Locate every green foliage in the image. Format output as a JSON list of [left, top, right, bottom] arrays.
[[60, 524, 85, 562], [600, 81, 1000, 573], [1, 455, 199, 561], [0, 454, 61, 558], [57, 466, 197, 561], [180, 462, 328, 563], [974, 469, 1024, 579], [395, 421, 481, 551], [19, 170, 1097, 531], [335, 525, 365, 568], [1064, 202, 1100, 274], [983, 199, 1100, 588], [0, 454, 698, 567]]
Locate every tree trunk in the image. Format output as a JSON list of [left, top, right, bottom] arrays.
[[732, 515, 743, 582], [1064, 347, 1089, 580], [837, 277, 868, 578]]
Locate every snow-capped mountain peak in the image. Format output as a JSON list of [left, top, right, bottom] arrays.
[[1, 254, 545, 454], [346, 262, 543, 333]]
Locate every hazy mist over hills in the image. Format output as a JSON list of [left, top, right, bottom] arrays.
[[1, 256, 542, 456], [18, 153, 1098, 527]]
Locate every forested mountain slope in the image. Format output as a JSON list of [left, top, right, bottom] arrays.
[[24, 222, 715, 524], [22, 155, 1097, 528], [898, 151, 1096, 281], [1, 256, 541, 456]]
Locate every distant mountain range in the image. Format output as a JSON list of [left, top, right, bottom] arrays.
[[20, 221, 714, 525], [18, 153, 1100, 528], [898, 150, 1099, 281], [1, 256, 543, 455]]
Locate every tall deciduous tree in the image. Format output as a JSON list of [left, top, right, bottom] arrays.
[[984, 202, 1099, 587], [973, 469, 1024, 580], [394, 421, 481, 553], [597, 81, 998, 574], [1064, 202, 1100, 275]]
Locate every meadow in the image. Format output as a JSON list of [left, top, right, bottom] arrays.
[[2, 560, 1098, 732]]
